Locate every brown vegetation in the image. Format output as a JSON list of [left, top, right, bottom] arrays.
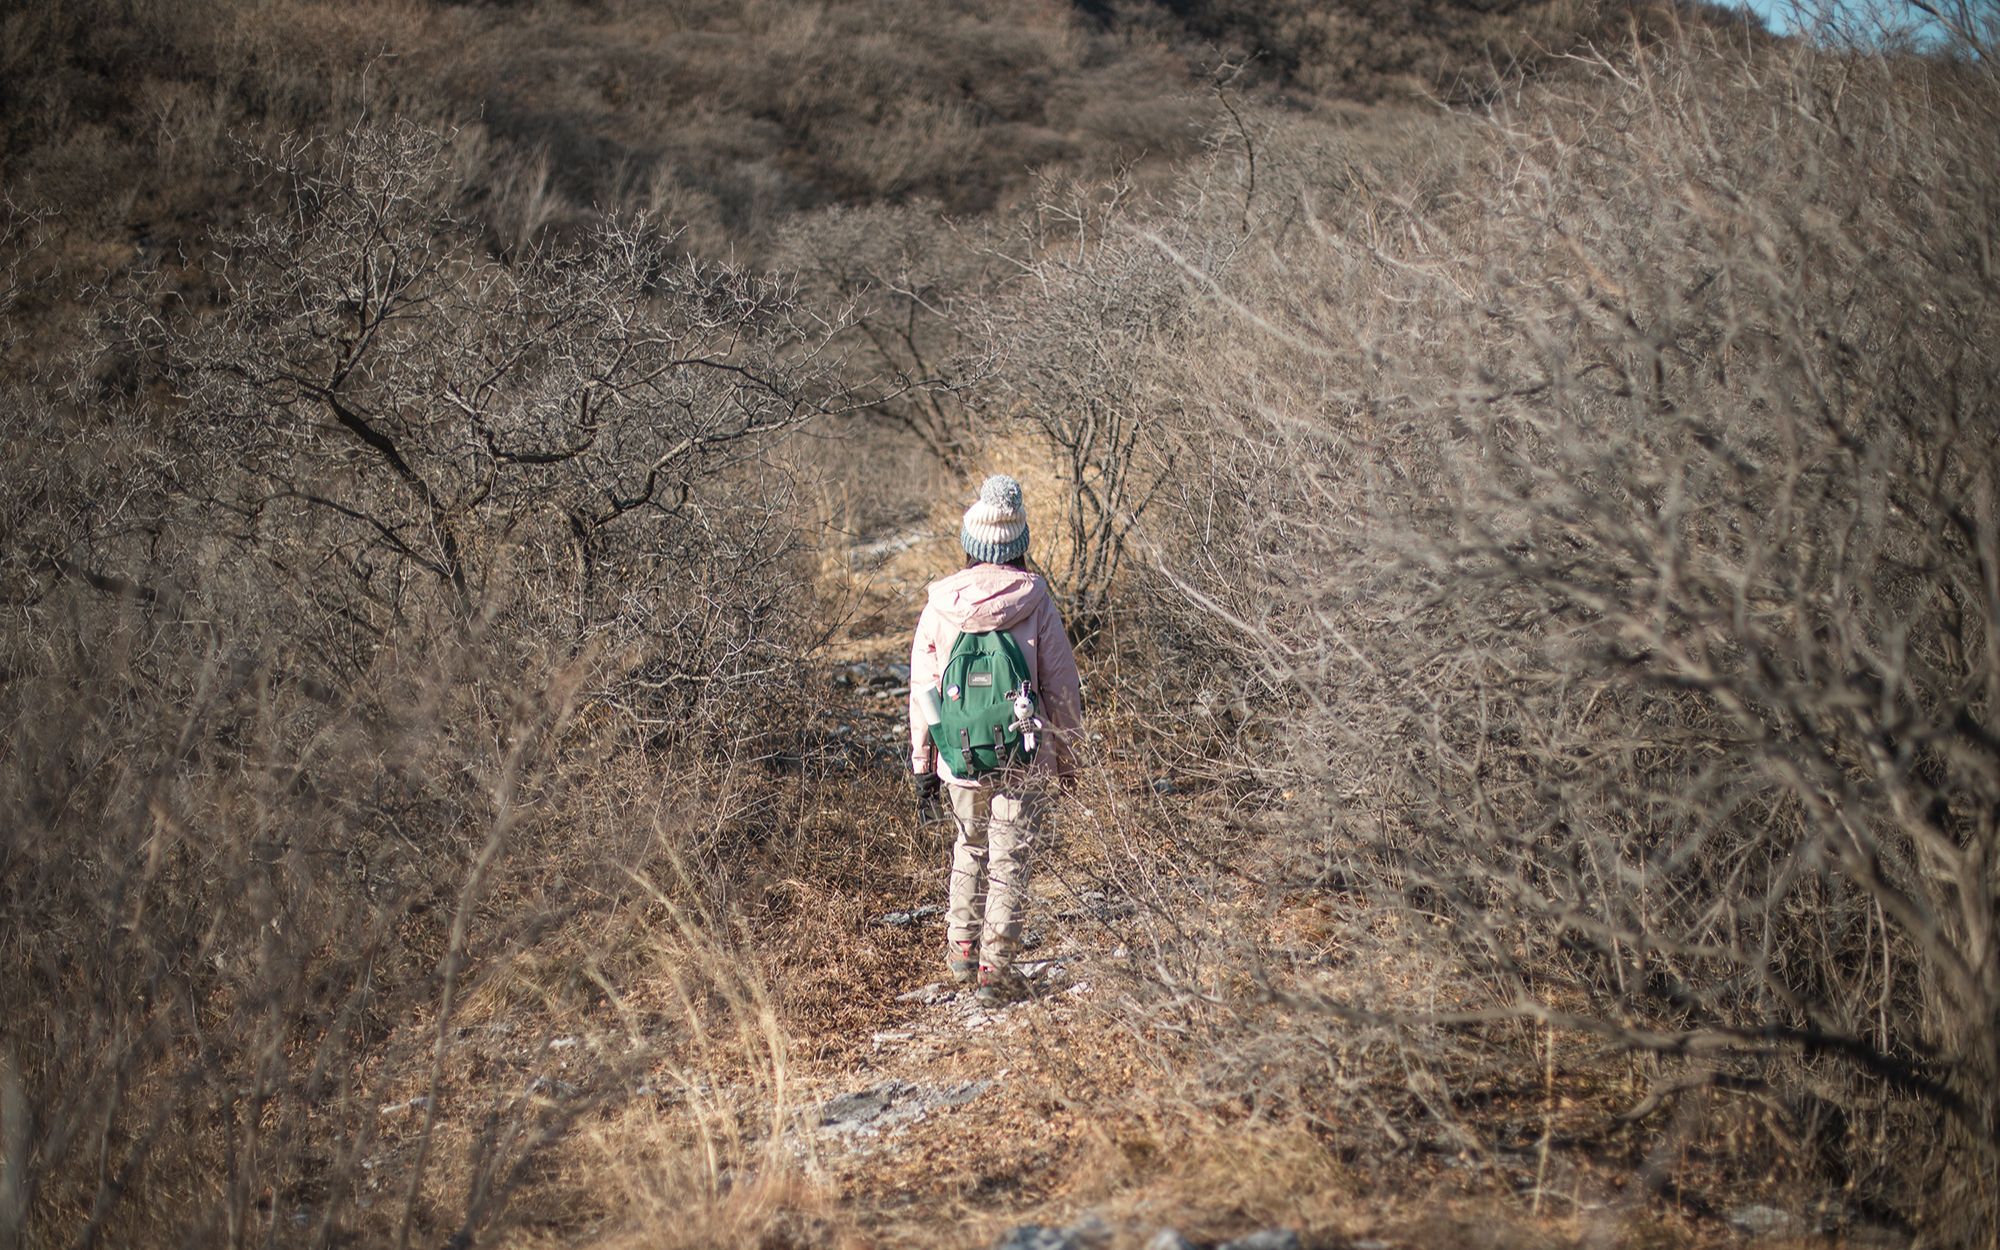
[[1115, 24, 2000, 1249], [4, 2, 1996, 1248]]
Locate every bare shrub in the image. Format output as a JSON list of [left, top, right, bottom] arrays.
[[119, 120, 847, 737], [0, 609, 826, 1246], [0, 200, 41, 357], [1122, 29, 2000, 1243], [971, 174, 1243, 637], [1118, 0, 1698, 100], [772, 202, 999, 473], [0, 114, 858, 1247]]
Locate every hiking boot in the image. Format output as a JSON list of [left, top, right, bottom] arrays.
[[946, 939, 978, 985], [974, 964, 1029, 1007]]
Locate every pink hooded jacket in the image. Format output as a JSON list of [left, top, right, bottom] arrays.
[[909, 564, 1083, 786]]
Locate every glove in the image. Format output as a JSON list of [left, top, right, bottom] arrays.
[[913, 770, 945, 825]]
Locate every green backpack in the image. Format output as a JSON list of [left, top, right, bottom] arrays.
[[929, 627, 1038, 778]]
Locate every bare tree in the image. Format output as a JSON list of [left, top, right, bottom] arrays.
[[975, 176, 1240, 637], [1128, 32, 2000, 1242], [773, 202, 994, 473], [121, 120, 850, 726], [0, 118, 860, 1249]]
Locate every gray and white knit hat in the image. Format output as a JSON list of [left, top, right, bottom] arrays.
[[960, 474, 1031, 564]]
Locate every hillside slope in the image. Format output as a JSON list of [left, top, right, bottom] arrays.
[[6, 3, 1995, 1249]]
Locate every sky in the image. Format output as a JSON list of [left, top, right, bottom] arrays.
[[1733, 0, 1782, 25], [1736, 0, 1799, 27], [1730, 0, 1964, 40]]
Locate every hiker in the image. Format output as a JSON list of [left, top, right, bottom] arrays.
[[909, 475, 1083, 1006]]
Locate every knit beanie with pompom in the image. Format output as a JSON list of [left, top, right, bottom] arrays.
[[960, 474, 1030, 564]]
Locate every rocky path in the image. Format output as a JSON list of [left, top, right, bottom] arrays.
[[753, 524, 1308, 1250]]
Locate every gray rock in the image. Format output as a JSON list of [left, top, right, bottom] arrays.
[[818, 1080, 912, 1130], [377, 1095, 430, 1115], [875, 903, 946, 928], [1219, 1232, 1300, 1250], [988, 1213, 1115, 1250], [818, 1079, 991, 1137], [849, 528, 930, 571], [1145, 1231, 1197, 1250], [1351, 1241, 1390, 1250], [991, 1226, 1080, 1250], [1728, 1205, 1797, 1237], [936, 1078, 992, 1107]]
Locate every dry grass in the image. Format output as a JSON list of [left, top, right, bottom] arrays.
[[1084, 19, 2000, 1247], [5, 4, 1993, 1248]]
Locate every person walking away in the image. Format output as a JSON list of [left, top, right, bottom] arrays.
[[909, 475, 1083, 1005]]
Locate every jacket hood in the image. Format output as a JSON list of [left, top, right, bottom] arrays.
[[926, 564, 1047, 632]]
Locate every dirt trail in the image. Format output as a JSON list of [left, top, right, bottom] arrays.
[[740, 512, 1168, 1240], [781, 521, 1140, 1235]]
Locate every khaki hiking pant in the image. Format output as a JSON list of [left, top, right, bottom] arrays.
[[945, 783, 1042, 969]]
